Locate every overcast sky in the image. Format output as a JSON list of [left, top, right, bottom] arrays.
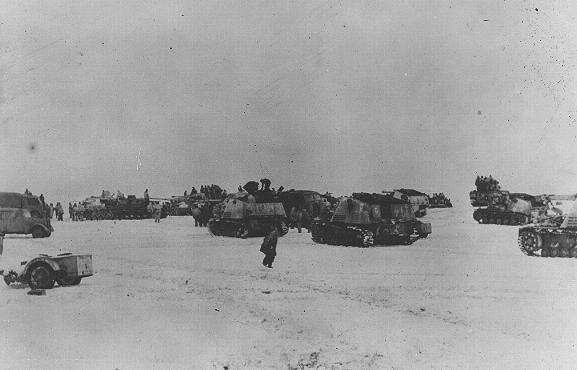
[[1, 0, 577, 205]]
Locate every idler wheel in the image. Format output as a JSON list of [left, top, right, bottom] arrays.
[[550, 248, 559, 258], [541, 247, 550, 257], [570, 248, 577, 258], [560, 248, 570, 258]]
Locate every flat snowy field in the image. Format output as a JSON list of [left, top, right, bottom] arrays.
[[2, 207, 577, 369]]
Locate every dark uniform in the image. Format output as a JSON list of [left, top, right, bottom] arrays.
[[260, 228, 278, 268]]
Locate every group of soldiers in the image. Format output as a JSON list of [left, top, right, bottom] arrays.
[[475, 175, 501, 192], [184, 184, 226, 199], [26, 189, 65, 221], [191, 202, 214, 227]]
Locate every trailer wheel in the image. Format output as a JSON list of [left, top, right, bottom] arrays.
[[28, 263, 55, 289], [57, 276, 82, 286]]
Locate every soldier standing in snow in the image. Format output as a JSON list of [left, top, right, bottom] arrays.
[[260, 227, 278, 268]]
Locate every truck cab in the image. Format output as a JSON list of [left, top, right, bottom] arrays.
[[0, 192, 53, 238]]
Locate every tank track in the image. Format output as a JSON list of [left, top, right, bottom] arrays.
[[473, 209, 529, 225], [518, 228, 577, 258], [208, 219, 289, 238], [311, 224, 374, 247]]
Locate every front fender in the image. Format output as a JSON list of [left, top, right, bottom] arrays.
[[21, 257, 61, 278]]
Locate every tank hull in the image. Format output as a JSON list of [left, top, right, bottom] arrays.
[[518, 225, 577, 257], [473, 208, 529, 225], [208, 217, 288, 238], [310, 220, 431, 247]]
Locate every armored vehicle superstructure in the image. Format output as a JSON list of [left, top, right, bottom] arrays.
[[310, 192, 432, 247], [395, 189, 430, 217]]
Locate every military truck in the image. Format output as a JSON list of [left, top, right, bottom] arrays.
[[208, 189, 289, 238], [310, 192, 432, 247], [0, 192, 53, 238], [518, 196, 577, 257]]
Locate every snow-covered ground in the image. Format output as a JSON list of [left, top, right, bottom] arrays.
[[2, 208, 577, 369]]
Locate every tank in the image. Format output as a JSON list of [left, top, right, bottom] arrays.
[[470, 176, 546, 225], [208, 190, 289, 238], [518, 201, 577, 257], [428, 193, 453, 208], [310, 192, 432, 247]]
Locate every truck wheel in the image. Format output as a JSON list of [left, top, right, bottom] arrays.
[[28, 263, 55, 289], [31, 227, 47, 239], [57, 276, 82, 286]]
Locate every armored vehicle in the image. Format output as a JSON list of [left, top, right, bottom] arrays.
[[428, 193, 453, 208], [208, 190, 289, 238], [470, 176, 548, 225], [471, 190, 534, 225], [518, 195, 577, 257], [395, 189, 430, 217], [0, 192, 52, 238], [310, 192, 432, 247]]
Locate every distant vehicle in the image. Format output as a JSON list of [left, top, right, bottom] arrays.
[[208, 191, 289, 238], [0, 192, 53, 238], [469, 176, 551, 225], [428, 193, 453, 208], [394, 189, 429, 217], [2, 253, 93, 289], [73, 194, 167, 220], [310, 192, 432, 247], [278, 190, 326, 228]]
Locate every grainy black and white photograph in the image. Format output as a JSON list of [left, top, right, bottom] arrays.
[[1, 1, 577, 369]]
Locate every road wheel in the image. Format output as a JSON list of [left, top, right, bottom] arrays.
[[541, 247, 550, 257], [560, 248, 570, 258], [550, 248, 559, 258], [28, 264, 55, 289], [31, 227, 46, 239], [495, 218, 502, 225], [235, 225, 246, 238], [57, 275, 82, 286]]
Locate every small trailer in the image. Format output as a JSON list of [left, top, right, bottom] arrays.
[[2, 253, 93, 289]]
